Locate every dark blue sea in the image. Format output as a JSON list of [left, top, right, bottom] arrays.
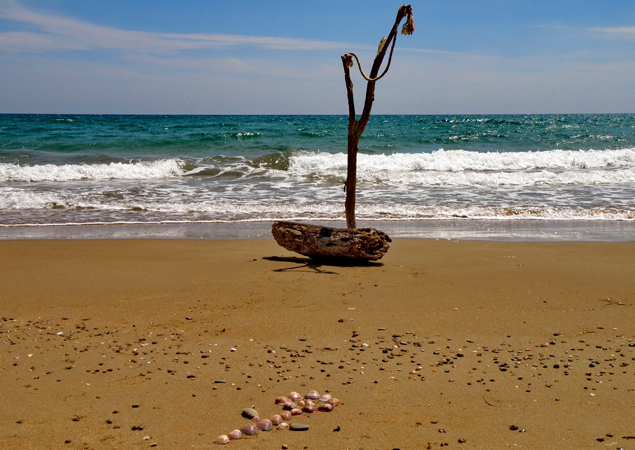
[[1, 114, 634, 240]]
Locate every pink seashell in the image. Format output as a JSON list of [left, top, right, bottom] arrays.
[[215, 435, 229, 445], [318, 403, 333, 412], [305, 390, 320, 400], [277, 422, 290, 430], [319, 394, 332, 402], [240, 423, 258, 436], [290, 408, 303, 416], [228, 429, 242, 440], [251, 416, 260, 422], [257, 419, 273, 431], [289, 392, 302, 402], [305, 399, 315, 407], [270, 414, 283, 425], [282, 401, 297, 411], [302, 404, 316, 413], [280, 411, 292, 421], [326, 398, 341, 407], [275, 396, 290, 405]]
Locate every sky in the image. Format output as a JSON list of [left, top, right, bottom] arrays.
[[1, 0, 635, 115]]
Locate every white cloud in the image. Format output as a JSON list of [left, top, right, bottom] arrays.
[[591, 26, 635, 38], [0, 0, 354, 54]]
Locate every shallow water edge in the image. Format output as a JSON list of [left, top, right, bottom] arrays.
[[1, 219, 634, 242]]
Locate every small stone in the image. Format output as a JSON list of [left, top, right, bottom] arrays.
[[290, 423, 310, 431], [510, 425, 519, 431], [242, 408, 259, 419]]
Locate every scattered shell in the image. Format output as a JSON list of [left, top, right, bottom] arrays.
[[302, 405, 316, 413], [282, 401, 297, 411], [318, 403, 334, 412], [290, 423, 310, 431], [289, 392, 302, 402], [270, 415, 283, 425], [251, 416, 260, 422], [297, 400, 306, 407], [215, 435, 229, 445], [326, 398, 341, 407], [280, 411, 292, 421], [290, 408, 303, 416], [275, 396, 290, 405], [305, 390, 320, 400], [241, 408, 259, 419], [257, 419, 273, 431], [240, 423, 258, 436], [228, 429, 242, 440], [319, 394, 332, 402], [277, 422, 290, 430]]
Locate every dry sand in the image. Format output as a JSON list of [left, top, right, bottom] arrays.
[[1, 238, 634, 449]]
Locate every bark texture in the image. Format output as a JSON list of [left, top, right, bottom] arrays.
[[272, 221, 391, 261]]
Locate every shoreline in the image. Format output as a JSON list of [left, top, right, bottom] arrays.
[[1, 238, 635, 449], [1, 218, 635, 242]]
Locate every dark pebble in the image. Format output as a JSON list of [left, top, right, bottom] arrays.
[[214, 380, 226, 384], [290, 423, 310, 431], [131, 425, 145, 431], [458, 438, 466, 443], [242, 408, 259, 419], [510, 425, 519, 431]]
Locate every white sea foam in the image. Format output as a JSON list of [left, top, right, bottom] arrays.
[[288, 148, 635, 187], [0, 159, 184, 182]]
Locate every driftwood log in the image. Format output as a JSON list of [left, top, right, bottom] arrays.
[[272, 221, 391, 261]]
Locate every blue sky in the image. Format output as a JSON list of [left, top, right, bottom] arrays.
[[1, 0, 634, 114]]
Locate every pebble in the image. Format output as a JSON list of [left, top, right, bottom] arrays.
[[290, 423, 310, 431], [242, 408, 259, 419]]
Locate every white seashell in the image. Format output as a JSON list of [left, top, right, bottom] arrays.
[[305, 390, 320, 400], [319, 394, 332, 402], [277, 422, 290, 430], [289, 391, 302, 402], [228, 429, 242, 440], [215, 435, 229, 445]]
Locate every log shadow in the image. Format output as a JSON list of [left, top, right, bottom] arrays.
[[263, 256, 382, 274]]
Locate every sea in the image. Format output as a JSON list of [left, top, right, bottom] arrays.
[[1, 114, 635, 241]]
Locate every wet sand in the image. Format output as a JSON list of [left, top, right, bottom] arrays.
[[1, 238, 634, 449]]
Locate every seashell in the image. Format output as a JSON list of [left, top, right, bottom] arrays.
[[302, 404, 316, 413], [270, 414, 283, 425], [242, 408, 259, 419], [305, 390, 320, 400], [282, 401, 297, 411], [215, 435, 229, 445], [318, 403, 333, 412], [280, 411, 292, 421], [319, 394, 332, 402], [290, 408, 303, 416], [326, 398, 341, 407], [297, 400, 306, 407], [228, 429, 243, 440], [275, 396, 290, 405], [289, 391, 302, 402], [305, 399, 315, 407], [277, 422, 290, 430], [256, 419, 273, 431], [251, 416, 260, 422], [240, 423, 258, 436]]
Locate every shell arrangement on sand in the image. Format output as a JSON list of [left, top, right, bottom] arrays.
[[214, 390, 340, 445]]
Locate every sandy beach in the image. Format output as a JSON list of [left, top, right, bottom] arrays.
[[1, 238, 635, 449]]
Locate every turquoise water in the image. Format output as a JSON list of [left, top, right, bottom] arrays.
[[1, 114, 635, 232]]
